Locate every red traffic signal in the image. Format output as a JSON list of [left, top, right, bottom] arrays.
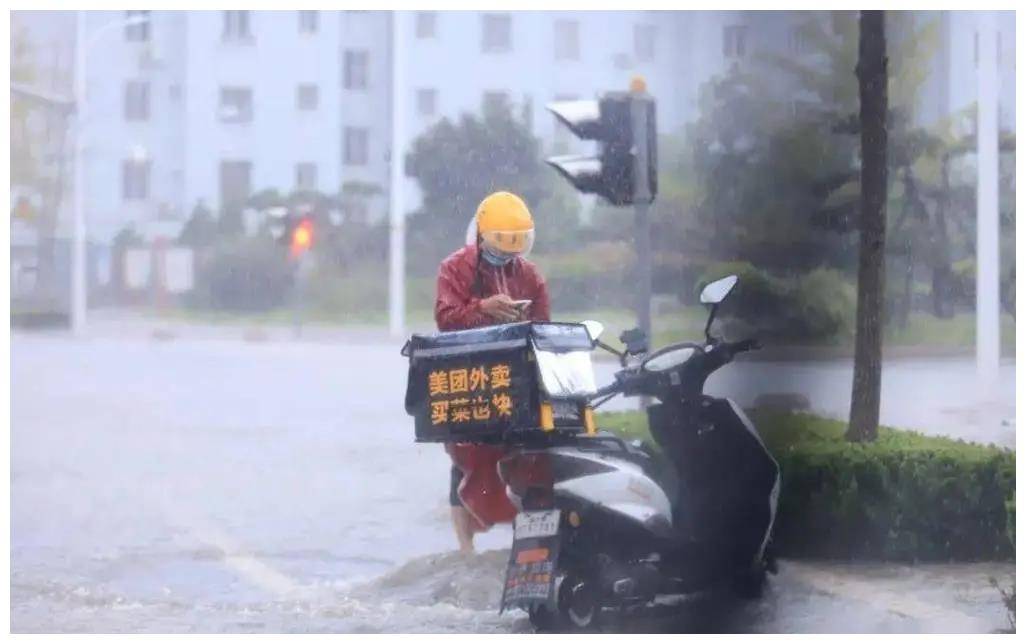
[[290, 218, 314, 257]]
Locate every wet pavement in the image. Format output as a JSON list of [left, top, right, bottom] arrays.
[[10, 326, 1016, 633]]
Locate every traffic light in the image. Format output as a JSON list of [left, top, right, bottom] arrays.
[[289, 217, 314, 258], [546, 86, 657, 206], [271, 213, 314, 258]]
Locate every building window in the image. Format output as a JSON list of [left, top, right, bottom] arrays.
[[789, 25, 812, 55], [344, 200, 369, 224], [298, 10, 318, 34], [723, 24, 747, 58], [124, 10, 150, 42], [791, 99, 817, 120], [295, 163, 318, 191], [219, 160, 252, 209], [416, 88, 437, 117], [634, 24, 656, 62], [296, 84, 319, 110], [830, 11, 849, 36], [124, 80, 150, 121], [481, 13, 511, 53], [343, 50, 369, 90], [219, 87, 253, 123], [122, 159, 150, 201], [482, 91, 509, 115], [554, 19, 579, 61], [416, 11, 436, 38], [344, 127, 369, 166], [223, 10, 251, 41]]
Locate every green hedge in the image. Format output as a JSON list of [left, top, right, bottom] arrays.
[[696, 262, 856, 343], [598, 409, 1015, 562], [188, 239, 294, 312], [534, 243, 635, 310]]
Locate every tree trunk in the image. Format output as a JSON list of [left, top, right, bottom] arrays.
[[902, 240, 912, 328], [847, 11, 888, 443], [932, 154, 955, 318]]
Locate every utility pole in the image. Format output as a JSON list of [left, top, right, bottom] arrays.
[[975, 10, 1000, 392], [388, 10, 407, 338], [69, 11, 151, 336], [71, 10, 86, 335]]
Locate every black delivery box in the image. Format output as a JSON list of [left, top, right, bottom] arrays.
[[403, 321, 593, 443]]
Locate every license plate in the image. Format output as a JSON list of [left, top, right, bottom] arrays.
[[502, 510, 562, 613], [514, 509, 561, 540]]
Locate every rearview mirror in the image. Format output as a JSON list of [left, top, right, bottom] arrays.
[[581, 320, 604, 345], [700, 274, 739, 305]]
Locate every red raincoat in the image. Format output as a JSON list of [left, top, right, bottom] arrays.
[[436, 244, 550, 531]]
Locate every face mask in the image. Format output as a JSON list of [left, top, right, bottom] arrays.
[[481, 245, 513, 267]]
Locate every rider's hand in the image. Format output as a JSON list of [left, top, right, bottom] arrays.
[[480, 294, 520, 322]]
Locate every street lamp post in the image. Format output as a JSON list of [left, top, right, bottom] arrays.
[[975, 11, 1000, 391], [388, 11, 407, 338], [71, 10, 151, 336], [71, 11, 86, 335]]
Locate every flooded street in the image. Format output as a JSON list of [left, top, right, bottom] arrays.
[[11, 327, 1015, 633], [12, 5, 1016, 635]]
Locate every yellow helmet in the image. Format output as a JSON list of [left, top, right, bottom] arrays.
[[472, 191, 535, 257]]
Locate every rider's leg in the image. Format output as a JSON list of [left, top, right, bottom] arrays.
[[450, 465, 475, 554], [451, 506, 476, 554]]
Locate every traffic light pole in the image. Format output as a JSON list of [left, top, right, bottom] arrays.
[[630, 92, 653, 345], [292, 252, 313, 340], [634, 204, 652, 342]]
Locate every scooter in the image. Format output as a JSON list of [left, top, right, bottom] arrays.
[[496, 274, 781, 631]]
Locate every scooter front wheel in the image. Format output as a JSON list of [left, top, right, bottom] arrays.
[[731, 563, 768, 599]]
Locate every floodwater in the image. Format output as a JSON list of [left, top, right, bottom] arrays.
[[10, 324, 1015, 633]]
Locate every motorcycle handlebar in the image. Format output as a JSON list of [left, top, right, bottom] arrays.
[[590, 338, 760, 402], [591, 379, 625, 399]]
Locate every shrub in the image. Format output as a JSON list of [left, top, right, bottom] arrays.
[[696, 262, 855, 343], [697, 261, 788, 321], [787, 268, 856, 341], [304, 262, 435, 322], [189, 238, 294, 312], [598, 409, 1015, 562], [534, 242, 634, 310]]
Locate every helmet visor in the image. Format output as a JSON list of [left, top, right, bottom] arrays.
[[480, 228, 535, 258]]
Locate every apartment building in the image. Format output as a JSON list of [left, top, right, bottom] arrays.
[[12, 10, 1015, 244]]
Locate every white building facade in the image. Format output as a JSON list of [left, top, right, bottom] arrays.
[[58, 10, 739, 241], [14, 10, 1015, 243]]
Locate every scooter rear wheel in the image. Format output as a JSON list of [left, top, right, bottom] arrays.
[[528, 574, 599, 632]]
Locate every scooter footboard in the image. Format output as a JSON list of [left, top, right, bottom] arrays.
[[649, 397, 780, 568]]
